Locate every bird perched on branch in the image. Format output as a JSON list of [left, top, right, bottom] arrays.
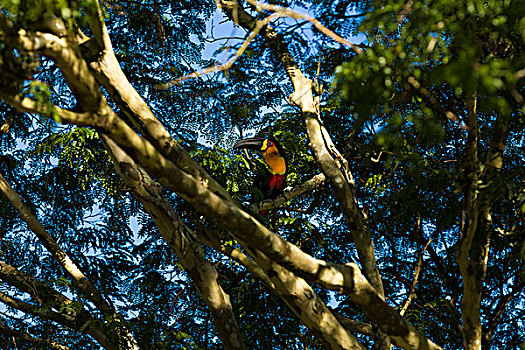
[[233, 137, 287, 201]]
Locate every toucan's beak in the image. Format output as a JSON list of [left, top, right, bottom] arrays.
[[233, 137, 266, 151]]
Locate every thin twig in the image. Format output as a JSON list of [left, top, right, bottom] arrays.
[[400, 234, 432, 316], [245, 0, 363, 52], [156, 13, 277, 89], [407, 76, 468, 130], [250, 173, 326, 212], [158, 0, 363, 89]]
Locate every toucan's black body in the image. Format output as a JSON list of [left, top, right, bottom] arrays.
[[233, 137, 287, 200]]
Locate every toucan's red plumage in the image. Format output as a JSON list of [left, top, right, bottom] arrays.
[[233, 137, 287, 211]]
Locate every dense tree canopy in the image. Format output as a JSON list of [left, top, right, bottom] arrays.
[[0, 0, 523, 349]]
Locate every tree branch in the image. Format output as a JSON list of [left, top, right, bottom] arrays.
[[243, 0, 362, 52], [249, 173, 326, 212], [85, 0, 233, 203], [332, 311, 374, 337], [217, 4, 394, 349], [0, 169, 141, 349], [101, 136, 246, 350], [156, 13, 276, 89], [249, 249, 367, 350], [201, 226, 368, 349], [400, 234, 432, 316], [0, 94, 102, 128], [0, 262, 116, 349], [483, 275, 523, 346], [0, 172, 115, 316], [14, 29, 102, 111], [0, 323, 69, 350], [196, 227, 276, 289], [407, 76, 467, 130], [456, 93, 484, 350]]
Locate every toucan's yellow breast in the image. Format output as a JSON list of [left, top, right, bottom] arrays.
[[264, 147, 286, 175], [267, 158, 286, 174]]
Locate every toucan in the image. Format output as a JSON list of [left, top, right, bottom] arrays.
[[233, 137, 287, 200]]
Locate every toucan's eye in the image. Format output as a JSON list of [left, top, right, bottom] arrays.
[[268, 141, 273, 147]]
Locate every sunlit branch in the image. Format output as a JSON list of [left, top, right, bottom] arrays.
[[458, 94, 479, 264], [101, 136, 246, 350], [197, 227, 275, 289], [0, 94, 102, 128], [400, 235, 432, 316], [90, 0, 115, 52], [14, 29, 102, 111], [244, 0, 363, 53], [86, 0, 234, 204], [156, 13, 277, 89], [198, 227, 365, 350], [407, 76, 467, 130], [0, 262, 114, 349], [105, 133, 363, 349]]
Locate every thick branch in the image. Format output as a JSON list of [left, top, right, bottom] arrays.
[[199, 228, 366, 350], [102, 136, 245, 350], [197, 227, 275, 289], [0, 94, 102, 128], [14, 29, 101, 111], [246, 248, 365, 350], [219, 1, 385, 303], [456, 94, 483, 350], [85, 0, 233, 203], [484, 113, 510, 174], [332, 311, 433, 350]]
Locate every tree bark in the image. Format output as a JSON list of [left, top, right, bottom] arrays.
[[84, 0, 233, 203], [218, 1, 388, 348], [0, 8, 444, 350], [102, 136, 246, 350], [0, 323, 69, 350], [0, 262, 128, 349], [0, 173, 140, 350]]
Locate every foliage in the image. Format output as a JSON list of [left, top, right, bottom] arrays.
[[0, 0, 523, 349]]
